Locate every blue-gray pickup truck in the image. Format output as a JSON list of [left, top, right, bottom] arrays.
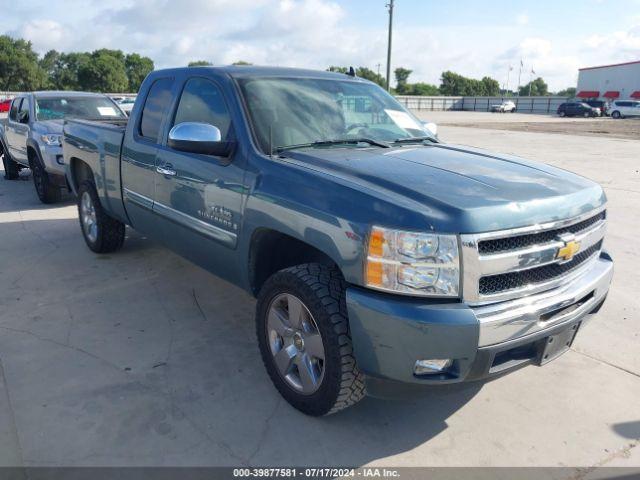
[[62, 66, 613, 416]]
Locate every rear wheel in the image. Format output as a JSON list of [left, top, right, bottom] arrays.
[[559, 111, 566, 117], [612, 111, 621, 119], [256, 264, 365, 416], [77, 180, 125, 253], [583, 111, 590, 118], [31, 159, 61, 203], [1, 148, 20, 180]]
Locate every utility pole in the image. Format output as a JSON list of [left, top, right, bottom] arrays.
[[385, 0, 394, 91], [376, 63, 381, 77]]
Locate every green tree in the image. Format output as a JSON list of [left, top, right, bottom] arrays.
[[557, 87, 576, 97], [188, 60, 213, 67], [480, 76, 500, 96], [439, 71, 468, 95], [125, 53, 154, 92], [78, 49, 128, 92], [394, 67, 413, 94], [232, 60, 252, 65], [53, 52, 91, 90], [519, 77, 549, 96], [0, 35, 46, 90], [405, 82, 439, 95]]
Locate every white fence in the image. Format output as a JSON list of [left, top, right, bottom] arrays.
[[396, 95, 570, 114]]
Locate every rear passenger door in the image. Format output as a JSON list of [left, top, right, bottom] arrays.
[[122, 76, 176, 235], [153, 76, 246, 282]]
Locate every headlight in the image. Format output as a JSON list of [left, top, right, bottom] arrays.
[[41, 134, 62, 146], [365, 226, 459, 297]]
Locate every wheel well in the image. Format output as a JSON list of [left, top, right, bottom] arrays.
[[27, 146, 39, 167], [69, 158, 94, 191], [249, 229, 339, 296]]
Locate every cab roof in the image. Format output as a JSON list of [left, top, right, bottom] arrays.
[[154, 65, 371, 82]]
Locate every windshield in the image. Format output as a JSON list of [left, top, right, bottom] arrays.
[[35, 96, 126, 121], [238, 77, 433, 152]]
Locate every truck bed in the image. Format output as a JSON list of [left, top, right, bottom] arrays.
[[63, 118, 129, 223]]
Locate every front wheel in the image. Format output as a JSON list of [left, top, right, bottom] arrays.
[[1, 150, 20, 180], [77, 180, 125, 253], [583, 111, 590, 118], [559, 111, 566, 117], [31, 160, 61, 203], [256, 264, 365, 416], [612, 111, 621, 119]]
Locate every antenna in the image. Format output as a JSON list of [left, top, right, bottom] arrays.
[[269, 124, 273, 158]]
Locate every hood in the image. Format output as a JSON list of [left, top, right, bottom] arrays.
[[282, 143, 605, 233], [33, 119, 64, 134]]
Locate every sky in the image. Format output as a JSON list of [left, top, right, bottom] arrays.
[[2, 0, 640, 91]]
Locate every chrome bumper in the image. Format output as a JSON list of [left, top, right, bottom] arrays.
[[473, 252, 613, 346]]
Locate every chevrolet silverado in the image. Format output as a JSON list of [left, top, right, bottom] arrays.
[[62, 66, 613, 416]]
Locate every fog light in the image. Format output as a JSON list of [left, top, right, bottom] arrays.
[[414, 359, 453, 375]]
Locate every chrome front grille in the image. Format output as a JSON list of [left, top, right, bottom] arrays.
[[477, 211, 606, 254], [461, 207, 607, 304]]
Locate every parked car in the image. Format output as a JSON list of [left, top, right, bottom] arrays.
[[490, 100, 516, 113], [557, 102, 600, 117], [63, 66, 613, 416], [0, 91, 127, 203], [112, 96, 136, 115], [583, 100, 608, 116], [0, 99, 12, 113], [608, 100, 640, 119]]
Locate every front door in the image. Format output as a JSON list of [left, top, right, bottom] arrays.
[[153, 76, 246, 284], [121, 76, 176, 236]]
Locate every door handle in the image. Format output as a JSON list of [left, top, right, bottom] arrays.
[[156, 164, 176, 176]]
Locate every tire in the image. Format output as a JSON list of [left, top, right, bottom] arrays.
[[559, 111, 566, 117], [77, 180, 125, 253], [31, 158, 62, 203], [1, 148, 20, 180], [256, 263, 365, 416], [583, 111, 590, 118], [612, 111, 621, 119]]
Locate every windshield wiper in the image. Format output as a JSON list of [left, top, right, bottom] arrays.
[[275, 138, 390, 153], [392, 136, 437, 145]]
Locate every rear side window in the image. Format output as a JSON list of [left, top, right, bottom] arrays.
[[9, 98, 21, 121], [139, 78, 174, 141], [173, 78, 231, 139]]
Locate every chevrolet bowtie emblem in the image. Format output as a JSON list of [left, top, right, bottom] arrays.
[[557, 239, 581, 262]]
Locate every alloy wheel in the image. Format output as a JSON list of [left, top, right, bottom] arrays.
[[80, 191, 98, 243], [266, 293, 325, 394]]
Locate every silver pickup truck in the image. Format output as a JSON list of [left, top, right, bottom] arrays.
[[0, 91, 126, 203]]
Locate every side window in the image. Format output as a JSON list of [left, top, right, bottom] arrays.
[[139, 77, 175, 141], [9, 98, 21, 121], [18, 98, 30, 123], [173, 78, 231, 139]]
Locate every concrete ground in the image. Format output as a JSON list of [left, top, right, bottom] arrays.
[[0, 112, 639, 471]]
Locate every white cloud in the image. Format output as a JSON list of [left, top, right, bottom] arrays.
[[1, 0, 639, 92]]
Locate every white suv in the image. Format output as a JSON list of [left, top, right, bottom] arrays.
[[608, 100, 640, 119]]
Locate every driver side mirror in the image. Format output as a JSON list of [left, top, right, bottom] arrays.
[[18, 111, 29, 124], [168, 122, 235, 157]]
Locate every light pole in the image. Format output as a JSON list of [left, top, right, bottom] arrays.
[[386, 0, 394, 91]]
